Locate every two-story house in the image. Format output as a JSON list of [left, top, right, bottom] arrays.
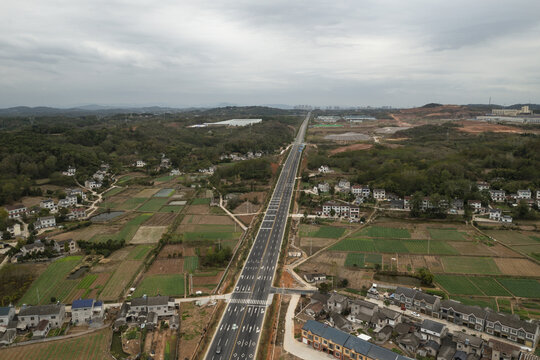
[[489, 190, 506, 202], [54, 239, 78, 254], [130, 295, 175, 318], [489, 208, 502, 221], [484, 311, 539, 347], [517, 189, 532, 199], [6, 204, 27, 219], [318, 183, 330, 193], [35, 216, 56, 230], [420, 319, 447, 344], [0, 306, 16, 329], [40, 199, 57, 211], [452, 332, 483, 356], [20, 241, 45, 256], [467, 200, 482, 212], [68, 207, 87, 220], [348, 299, 378, 324], [18, 304, 65, 329], [393, 287, 441, 316], [337, 179, 351, 193], [373, 189, 386, 200], [477, 181, 490, 191], [437, 300, 487, 331], [71, 299, 104, 324], [327, 293, 349, 313]]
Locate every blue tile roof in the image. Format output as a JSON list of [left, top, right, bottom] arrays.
[[0, 307, 12, 316], [72, 299, 94, 309], [343, 336, 372, 355]]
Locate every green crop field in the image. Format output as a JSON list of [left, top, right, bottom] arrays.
[[91, 213, 152, 242], [103, 187, 125, 198], [119, 197, 147, 210], [117, 175, 133, 184], [365, 253, 382, 265], [484, 230, 534, 245], [360, 226, 411, 239], [159, 205, 184, 213], [345, 253, 365, 267], [128, 245, 155, 260], [18, 256, 82, 305], [436, 275, 482, 295], [469, 277, 511, 296], [402, 239, 459, 255], [184, 256, 199, 272], [442, 256, 501, 275], [451, 296, 497, 310], [308, 226, 346, 239], [138, 197, 169, 212], [497, 278, 540, 298], [184, 230, 240, 242], [155, 175, 174, 182], [77, 274, 98, 289], [133, 274, 185, 297], [429, 228, 467, 241], [330, 238, 376, 252], [375, 239, 409, 253], [192, 198, 211, 205]]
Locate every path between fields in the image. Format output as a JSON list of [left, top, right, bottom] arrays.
[[76, 177, 119, 218], [217, 193, 248, 231], [3, 324, 109, 349]]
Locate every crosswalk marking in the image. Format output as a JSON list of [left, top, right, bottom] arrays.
[[227, 298, 271, 306]]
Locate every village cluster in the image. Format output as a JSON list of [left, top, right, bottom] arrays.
[[298, 285, 539, 360]]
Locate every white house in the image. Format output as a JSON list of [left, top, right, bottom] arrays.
[[351, 185, 370, 197], [318, 165, 331, 174], [489, 208, 502, 221], [62, 166, 76, 176], [467, 200, 482, 211], [420, 319, 447, 344], [67, 188, 87, 200], [170, 169, 181, 176], [68, 207, 87, 220], [32, 319, 51, 338], [18, 304, 66, 329], [20, 242, 45, 256], [501, 215, 513, 223], [318, 183, 330, 193], [54, 239, 78, 254], [489, 190, 506, 202], [84, 180, 102, 189], [40, 199, 56, 211], [7, 223, 23, 237], [517, 189, 531, 199], [5, 204, 27, 219], [130, 295, 175, 318], [71, 299, 104, 324], [476, 181, 490, 191], [537, 190, 540, 200], [35, 216, 56, 230], [373, 189, 386, 200], [337, 179, 351, 192], [135, 160, 146, 168]]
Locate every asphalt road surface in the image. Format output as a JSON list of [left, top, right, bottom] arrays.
[[205, 112, 310, 360]]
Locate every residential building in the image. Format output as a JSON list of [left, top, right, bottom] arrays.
[[451, 199, 464, 211], [489, 190, 506, 202], [170, 169, 181, 176], [93, 170, 106, 182], [468, 200, 482, 211], [374, 308, 402, 328], [7, 223, 22, 237], [322, 201, 353, 217], [337, 179, 351, 192], [327, 293, 349, 313], [484, 311, 539, 347], [318, 165, 331, 174], [67, 188, 87, 200], [318, 183, 330, 193], [0, 306, 16, 328], [487, 339, 521, 360], [393, 287, 441, 316], [301, 320, 412, 360], [40, 199, 56, 211], [130, 295, 175, 317], [537, 190, 540, 200], [438, 300, 487, 331], [404, 196, 411, 210], [54, 239, 78, 254], [33, 319, 51, 338], [477, 181, 490, 191], [489, 208, 502, 221], [396, 333, 421, 353], [6, 204, 27, 219], [18, 304, 65, 328], [35, 216, 56, 230], [349, 299, 378, 324], [517, 189, 532, 199], [329, 312, 354, 332], [452, 332, 483, 356], [62, 166, 76, 176], [373, 189, 386, 200], [58, 199, 71, 208], [304, 274, 327, 283], [0, 329, 16, 345], [84, 180, 102, 189], [68, 207, 87, 220], [71, 299, 104, 324], [501, 215, 513, 223], [420, 319, 447, 344], [20, 241, 45, 256], [135, 160, 146, 168]]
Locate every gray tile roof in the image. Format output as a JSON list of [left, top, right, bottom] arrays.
[[0, 307, 13, 316], [440, 300, 488, 318], [421, 319, 446, 334], [395, 287, 417, 299], [485, 311, 538, 334], [452, 332, 483, 348], [19, 304, 63, 317]]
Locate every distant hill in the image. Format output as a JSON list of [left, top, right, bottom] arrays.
[[421, 103, 443, 108], [0, 105, 188, 117]]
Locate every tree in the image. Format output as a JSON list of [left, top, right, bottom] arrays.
[[317, 282, 332, 294], [415, 267, 434, 286]]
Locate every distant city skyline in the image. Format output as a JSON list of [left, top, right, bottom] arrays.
[[1, 1, 539, 108]]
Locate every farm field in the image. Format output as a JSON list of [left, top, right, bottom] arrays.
[[436, 275, 514, 296], [485, 230, 538, 246], [159, 205, 183, 213], [91, 213, 152, 243], [133, 274, 185, 297], [451, 296, 497, 311], [118, 197, 147, 210], [497, 278, 540, 298], [128, 244, 155, 260], [184, 256, 199, 272], [100, 260, 144, 301], [146, 212, 177, 226], [469, 277, 512, 296], [130, 226, 167, 244], [138, 197, 169, 212], [155, 175, 175, 182], [308, 225, 346, 238], [192, 198, 211, 205], [359, 226, 411, 239], [103, 187, 126, 198], [344, 253, 382, 268], [154, 188, 175, 197], [428, 228, 467, 241], [0, 328, 112, 360], [330, 238, 459, 255], [441, 256, 501, 275], [18, 256, 82, 305]]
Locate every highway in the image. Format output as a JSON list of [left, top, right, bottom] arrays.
[[205, 112, 310, 360]]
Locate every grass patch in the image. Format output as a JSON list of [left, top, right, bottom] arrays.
[[436, 275, 483, 296], [360, 226, 411, 239], [128, 245, 155, 260], [155, 175, 174, 182], [103, 187, 125, 198], [441, 257, 501, 275], [91, 213, 152, 242], [469, 277, 511, 296], [497, 278, 540, 298], [331, 238, 376, 252], [138, 198, 170, 212], [345, 253, 365, 268], [429, 229, 467, 241], [192, 198, 211, 205], [497, 298, 512, 313], [133, 274, 185, 297], [309, 226, 346, 239], [18, 256, 82, 305], [159, 205, 184, 213], [365, 253, 382, 265], [451, 296, 497, 310], [184, 256, 199, 272], [119, 197, 147, 210]]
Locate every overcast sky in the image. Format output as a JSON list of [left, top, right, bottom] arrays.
[[1, 0, 540, 108]]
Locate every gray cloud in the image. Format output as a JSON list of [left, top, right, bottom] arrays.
[[1, 0, 539, 107]]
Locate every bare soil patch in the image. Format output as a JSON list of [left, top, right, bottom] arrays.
[[458, 121, 529, 134], [239, 191, 266, 203], [146, 212, 177, 226], [449, 242, 495, 256], [192, 271, 223, 285], [329, 143, 373, 155], [178, 302, 214, 360], [135, 188, 160, 197], [237, 215, 255, 226], [147, 259, 184, 275], [108, 248, 131, 261], [52, 224, 116, 241], [130, 226, 167, 244], [424, 255, 444, 273], [158, 244, 185, 258], [494, 258, 540, 276], [233, 201, 260, 214], [186, 204, 210, 214]]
